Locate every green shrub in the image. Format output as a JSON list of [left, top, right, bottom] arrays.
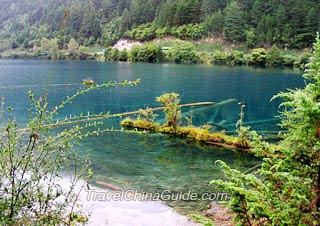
[[128, 45, 142, 62], [282, 55, 295, 68], [227, 50, 244, 66], [125, 23, 156, 41], [166, 40, 200, 64], [247, 48, 267, 67], [118, 49, 128, 61], [211, 35, 320, 226], [266, 45, 284, 67], [105, 47, 120, 61], [212, 50, 228, 65], [294, 52, 312, 69], [156, 92, 181, 129]]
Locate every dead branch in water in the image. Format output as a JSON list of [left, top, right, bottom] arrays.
[[17, 101, 217, 132]]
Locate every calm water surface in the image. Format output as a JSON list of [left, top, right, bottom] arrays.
[[0, 59, 304, 213]]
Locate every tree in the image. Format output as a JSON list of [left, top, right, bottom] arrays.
[[156, 92, 182, 130], [166, 40, 200, 64], [200, 0, 219, 20], [211, 35, 320, 225], [67, 38, 79, 53], [223, 1, 245, 42], [266, 44, 283, 67], [247, 48, 267, 66], [203, 9, 224, 37]]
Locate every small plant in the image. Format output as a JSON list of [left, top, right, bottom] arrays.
[[235, 101, 251, 147], [137, 107, 158, 123], [156, 92, 182, 130], [82, 78, 94, 85], [190, 214, 215, 226]]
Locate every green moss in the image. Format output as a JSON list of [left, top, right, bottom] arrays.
[[121, 118, 251, 150], [158, 126, 175, 134], [121, 117, 160, 131], [120, 117, 134, 127]]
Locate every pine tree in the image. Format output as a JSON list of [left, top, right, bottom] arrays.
[[223, 1, 245, 42], [211, 35, 320, 225]]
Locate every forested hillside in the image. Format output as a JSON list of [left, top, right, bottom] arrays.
[[0, 0, 319, 51]]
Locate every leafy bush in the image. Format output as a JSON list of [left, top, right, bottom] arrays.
[[128, 45, 142, 62], [211, 35, 320, 226], [155, 27, 169, 38], [172, 24, 205, 40], [125, 23, 156, 41], [104, 47, 119, 61], [118, 49, 128, 61], [294, 52, 312, 69], [282, 54, 296, 68], [156, 92, 181, 129], [212, 50, 228, 65], [247, 48, 267, 67], [266, 45, 284, 67], [226, 50, 244, 66], [166, 40, 200, 64]]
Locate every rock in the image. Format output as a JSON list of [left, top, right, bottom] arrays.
[[206, 202, 235, 226]]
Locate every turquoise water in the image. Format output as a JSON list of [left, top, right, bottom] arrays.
[[0, 59, 304, 213]]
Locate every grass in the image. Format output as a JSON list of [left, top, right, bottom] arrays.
[[189, 214, 215, 226]]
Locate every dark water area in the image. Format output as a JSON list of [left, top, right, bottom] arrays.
[[0, 59, 304, 213]]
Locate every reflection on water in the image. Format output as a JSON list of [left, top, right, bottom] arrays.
[[0, 59, 304, 213]]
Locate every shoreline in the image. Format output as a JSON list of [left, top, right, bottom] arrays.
[[59, 176, 201, 226]]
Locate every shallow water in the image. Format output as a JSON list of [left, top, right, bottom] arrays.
[[0, 59, 304, 215]]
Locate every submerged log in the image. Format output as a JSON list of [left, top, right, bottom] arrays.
[[207, 121, 229, 130], [226, 118, 280, 127], [96, 181, 123, 191], [182, 99, 237, 118], [15, 101, 217, 133], [206, 141, 251, 152]]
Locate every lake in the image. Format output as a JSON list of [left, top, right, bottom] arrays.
[[0, 59, 304, 214]]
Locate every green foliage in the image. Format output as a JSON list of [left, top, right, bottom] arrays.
[[166, 40, 200, 64], [0, 79, 137, 224], [190, 214, 215, 226], [247, 48, 267, 67], [156, 92, 182, 129], [211, 35, 320, 226], [245, 28, 257, 48], [211, 50, 244, 66], [155, 27, 170, 39], [223, 1, 245, 42], [125, 23, 156, 41], [294, 52, 313, 70], [0, 0, 318, 50], [137, 108, 158, 123], [105, 47, 119, 61], [266, 45, 284, 67], [203, 9, 224, 37], [227, 50, 244, 66], [212, 50, 228, 65], [128, 45, 142, 62], [118, 49, 128, 61], [171, 24, 205, 40], [235, 103, 251, 148], [282, 54, 296, 68], [67, 38, 79, 53], [127, 44, 162, 63]]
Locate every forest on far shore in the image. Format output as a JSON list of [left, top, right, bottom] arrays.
[[0, 0, 319, 51]]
